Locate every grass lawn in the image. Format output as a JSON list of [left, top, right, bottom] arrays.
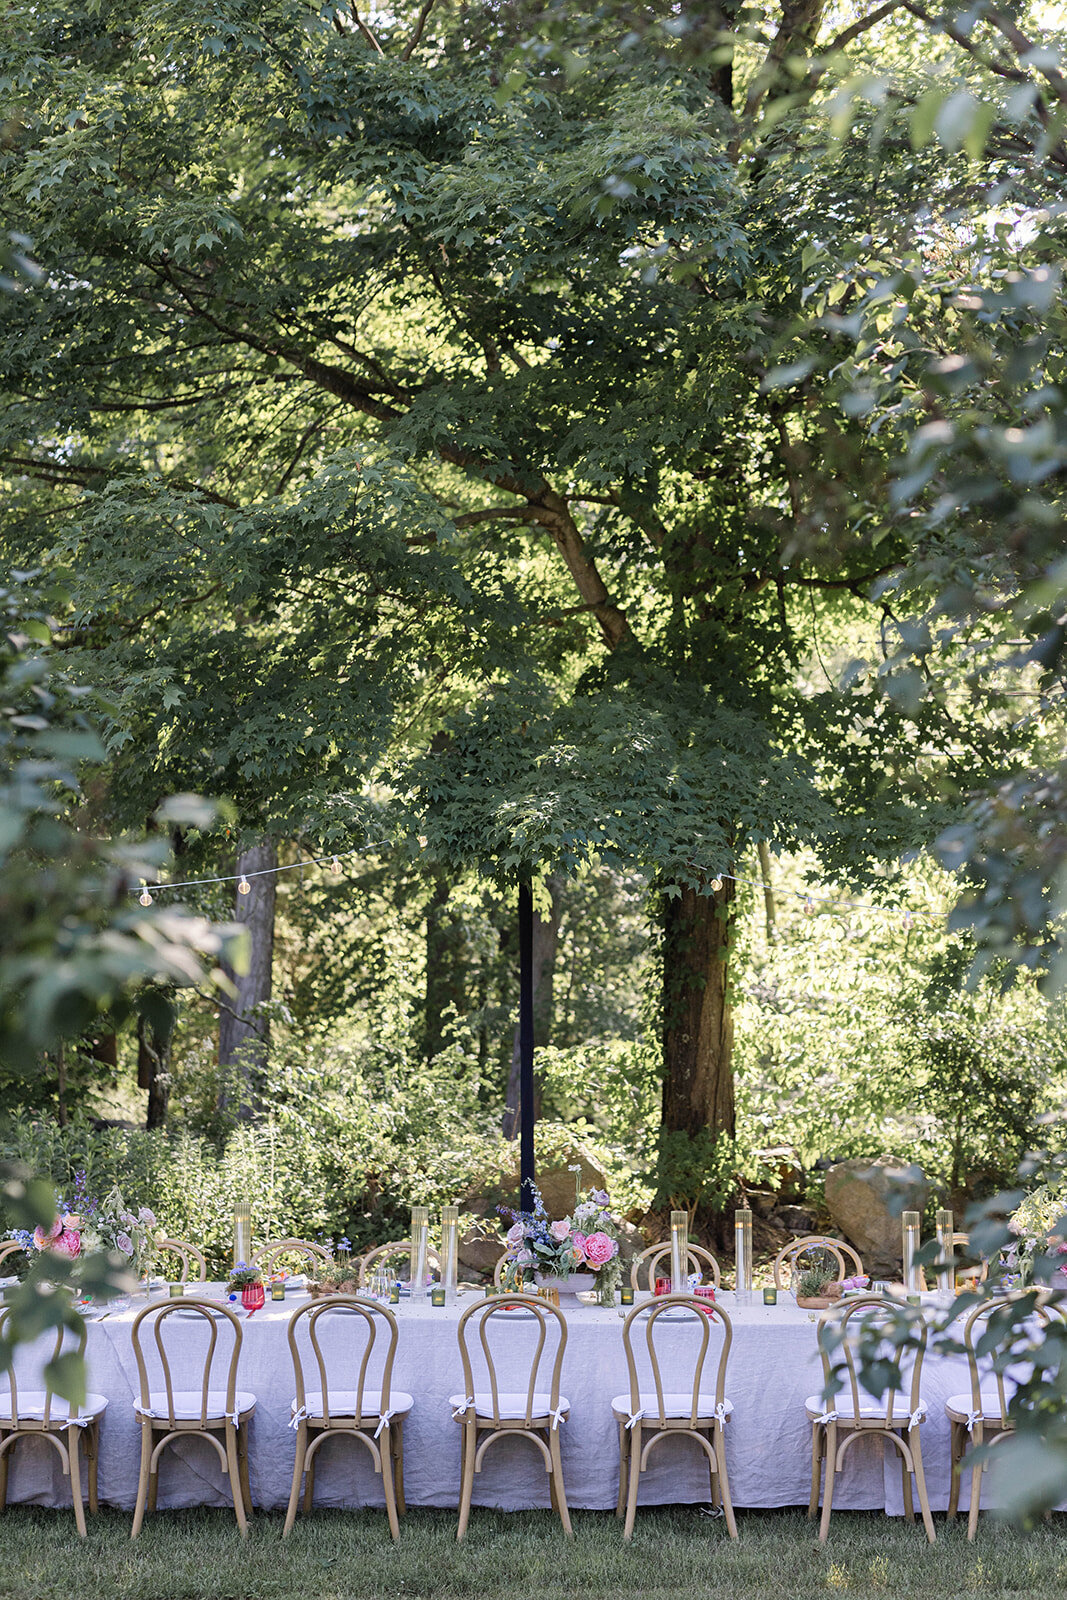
[[0, 1505, 1065, 1600]]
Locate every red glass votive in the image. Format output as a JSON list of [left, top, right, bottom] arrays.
[[241, 1283, 265, 1312], [654, 1276, 671, 1297], [695, 1284, 716, 1314]]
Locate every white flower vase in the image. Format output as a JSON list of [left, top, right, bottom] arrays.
[[534, 1271, 596, 1297]]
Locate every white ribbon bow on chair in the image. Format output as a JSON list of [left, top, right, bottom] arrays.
[[451, 1395, 474, 1421], [373, 1408, 396, 1440]]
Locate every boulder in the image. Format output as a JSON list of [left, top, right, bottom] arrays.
[[774, 1205, 816, 1233], [465, 1138, 612, 1222], [824, 1157, 928, 1275], [458, 1226, 505, 1277]]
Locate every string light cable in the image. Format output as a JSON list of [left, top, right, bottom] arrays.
[[132, 842, 950, 924]]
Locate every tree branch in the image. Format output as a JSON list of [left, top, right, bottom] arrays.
[[822, 0, 906, 55], [350, 1, 385, 54], [401, 0, 437, 61]]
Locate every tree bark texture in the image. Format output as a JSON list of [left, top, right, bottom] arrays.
[[661, 881, 736, 1141], [218, 838, 277, 1117], [138, 1003, 175, 1130], [424, 870, 469, 1060], [504, 876, 563, 1139]]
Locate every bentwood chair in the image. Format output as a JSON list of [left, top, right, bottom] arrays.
[[945, 1296, 1060, 1539], [359, 1241, 441, 1288], [807, 1296, 934, 1543], [773, 1236, 864, 1290], [0, 1310, 107, 1537], [612, 1295, 737, 1540], [629, 1243, 722, 1292], [253, 1239, 332, 1274], [129, 1299, 255, 1538], [154, 1239, 208, 1284], [948, 1234, 989, 1288], [0, 1242, 24, 1275], [450, 1293, 572, 1540], [285, 1296, 411, 1538]]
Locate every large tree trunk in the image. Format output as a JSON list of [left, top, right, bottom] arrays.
[[138, 994, 176, 1130], [218, 838, 277, 1117], [504, 876, 563, 1139], [661, 879, 736, 1140], [424, 869, 469, 1060]]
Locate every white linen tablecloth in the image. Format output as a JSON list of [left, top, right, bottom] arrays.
[[1, 1290, 984, 1516]]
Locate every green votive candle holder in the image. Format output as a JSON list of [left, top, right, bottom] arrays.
[[168, 1283, 184, 1298], [620, 1285, 635, 1306], [431, 1285, 446, 1307], [907, 1293, 922, 1306], [270, 1281, 285, 1302], [762, 1287, 777, 1305]]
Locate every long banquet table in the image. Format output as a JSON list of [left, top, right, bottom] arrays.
[[3, 1288, 994, 1517]]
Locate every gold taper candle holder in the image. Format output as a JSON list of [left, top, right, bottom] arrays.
[[935, 1208, 954, 1303], [233, 1202, 252, 1269], [409, 1206, 430, 1301], [670, 1210, 689, 1294], [735, 1208, 753, 1303], [902, 1211, 922, 1295], [440, 1205, 459, 1307]]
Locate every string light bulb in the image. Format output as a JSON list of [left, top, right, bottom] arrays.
[[138, 885, 153, 907], [330, 855, 342, 876], [238, 875, 251, 895], [711, 876, 723, 892], [802, 896, 815, 914], [902, 908, 914, 930]]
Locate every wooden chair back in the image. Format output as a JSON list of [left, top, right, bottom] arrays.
[[773, 1235, 864, 1289], [620, 1295, 732, 1427], [154, 1238, 208, 1283], [288, 1295, 398, 1425], [130, 1299, 243, 1428], [950, 1233, 989, 1284], [456, 1294, 568, 1427], [629, 1242, 721, 1292], [360, 1240, 441, 1286], [0, 1308, 88, 1426], [818, 1296, 925, 1428], [253, 1238, 332, 1273], [961, 1295, 1060, 1426], [0, 1241, 24, 1274]]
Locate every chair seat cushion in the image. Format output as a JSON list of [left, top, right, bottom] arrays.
[[449, 1391, 570, 1420], [610, 1393, 733, 1422], [293, 1390, 413, 1421], [805, 1393, 926, 1422], [945, 1391, 1013, 1424], [0, 1392, 107, 1424], [135, 1390, 256, 1422]]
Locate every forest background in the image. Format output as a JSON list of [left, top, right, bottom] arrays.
[[1, 0, 1065, 1276]]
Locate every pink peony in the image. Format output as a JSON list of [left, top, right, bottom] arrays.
[[33, 1220, 63, 1251], [52, 1227, 81, 1259], [550, 1220, 571, 1242], [115, 1232, 133, 1255], [583, 1231, 617, 1268], [505, 1222, 525, 1248]]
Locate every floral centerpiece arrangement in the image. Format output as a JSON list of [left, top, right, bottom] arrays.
[[1005, 1183, 1067, 1289], [792, 1256, 869, 1310], [7, 1172, 158, 1283], [227, 1261, 266, 1311], [500, 1186, 622, 1305]]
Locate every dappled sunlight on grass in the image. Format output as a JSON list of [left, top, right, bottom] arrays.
[[1, 1506, 1067, 1599]]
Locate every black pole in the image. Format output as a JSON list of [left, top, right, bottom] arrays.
[[518, 878, 536, 1210]]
